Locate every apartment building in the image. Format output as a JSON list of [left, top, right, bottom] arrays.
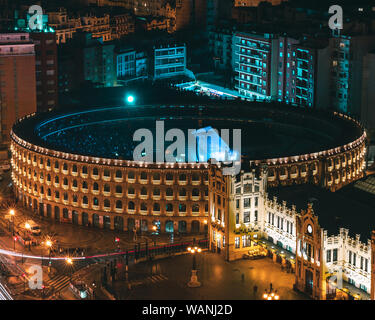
[[232, 32, 279, 100], [0, 33, 36, 143], [153, 43, 187, 80]]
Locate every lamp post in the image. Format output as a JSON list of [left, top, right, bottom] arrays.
[[45, 239, 52, 273], [262, 283, 280, 300], [9, 209, 15, 235], [66, 257, 73, 282], [203, 219, 208, 240], [187, 246, 202, 288], [13, 236, 17, 250]]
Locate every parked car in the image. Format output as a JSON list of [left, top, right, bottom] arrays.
[[24, 220, 41, 236]]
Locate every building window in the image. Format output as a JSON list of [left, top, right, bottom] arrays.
[[332, 249, 338, 262], [243, 198, 250, 208], [326, 249, 332, 263], [235, 237, 240, 249], [244, 212, 250, 223]]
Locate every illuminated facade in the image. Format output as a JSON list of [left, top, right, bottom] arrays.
[[209, 160, 371, 299], [47, 8, 112, 44], [208, 112, 369, 299], [10, 135, 210, 234], [233, 32, 278, 100]]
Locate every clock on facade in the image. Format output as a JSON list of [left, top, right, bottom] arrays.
[[307, 224, 313, 234]]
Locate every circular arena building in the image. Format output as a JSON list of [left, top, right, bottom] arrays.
[[10, 101, 367, 234]]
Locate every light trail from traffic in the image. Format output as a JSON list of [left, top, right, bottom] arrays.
[[0, 282, 13, 300]]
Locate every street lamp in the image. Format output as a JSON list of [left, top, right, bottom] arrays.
[[125, 94, 135, 105], [203, 219, 208, 239], [45, 239, 53, 272], [9, 209, 15, 235], [13, 235, 18, 250], [262, 284, 280, 300], [187, 246, 202, 287], [66, 257, 73, 281]]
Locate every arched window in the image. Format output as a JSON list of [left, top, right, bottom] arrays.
[[82, 181, 88, 189], [47, 174, 51, 182], [104, 199, 110, 208], [153, 188, 160, 196], [116, 185, 122, 193], [73, 195, 78, 203], [55, 191, 60, 199], [192, 188, 200, 196], [128, 171, 135, 179], [140, 172, 147, 180], [93, 167, 99, 176], [115, 170, 122, 178], [192, 173, 199, 181], [104, 169, 110, 177], [93, 197, 99, 206], [47, 188, 51, 196], [128, 201, 135, 209], [141, 203, 147, 211], [93, 182, 99, 191], [82, 166, 88, 174], [128, 187, 135, 195], [179, 188, 186, 196], [141, 187, 147, 195], [54, 176, 59, 184], [72, 164, 77, 173], [104, 184, 110, 193], [179, 173, 187, 181], [166, 203, 173, 212], [73, 179, 78, 188], [47, 159, 51, 167], [153, 172, 160, 180], [192, 204, 200, 212], [54, 161, 59, 169], [166, 173, 173, 181], [63, 192, 68, 201], [166, 188, 173, 196], [179, 204, 186, 212], [83, 196, 88, 204], [63, 178, 68, 186], [63, 163, 68, 171], [116, 200, 122, 209], [153, 203, 160, 211]]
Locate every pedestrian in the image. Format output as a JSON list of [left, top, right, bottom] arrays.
[[241, 273, 245, 282], [253, 285, 258, 296]]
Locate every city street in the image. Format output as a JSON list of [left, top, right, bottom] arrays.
[[112, 252, 309, 300]]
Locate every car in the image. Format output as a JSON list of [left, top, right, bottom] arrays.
[[25, 220, 41, 236]]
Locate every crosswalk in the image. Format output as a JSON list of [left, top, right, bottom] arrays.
[[145, 274, 168, 284], [129, 274, 168, 288], [46, 275, 70, 292]]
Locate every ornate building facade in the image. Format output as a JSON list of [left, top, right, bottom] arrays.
[[209, 160, 372, 300]]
